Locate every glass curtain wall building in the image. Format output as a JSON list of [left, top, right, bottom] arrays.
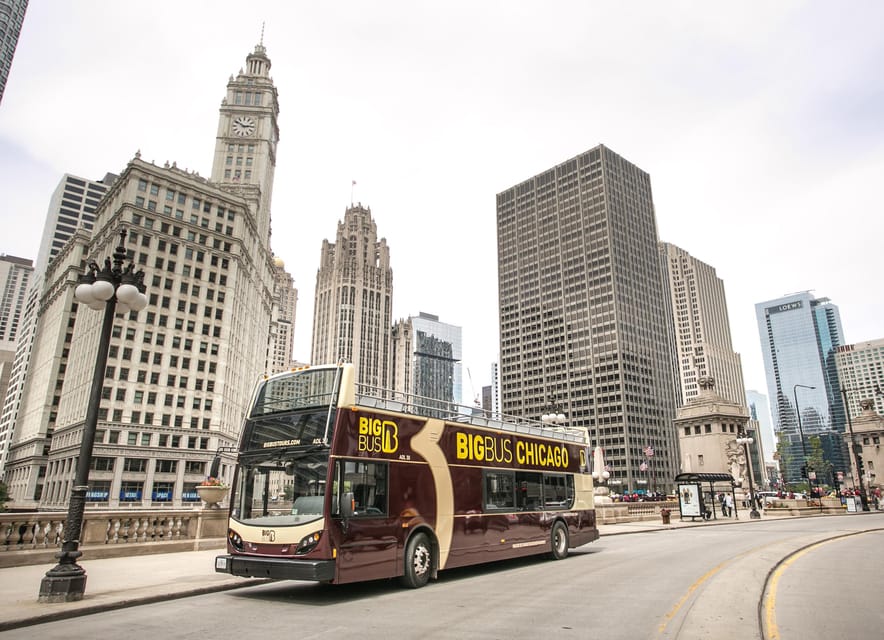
[[755, 292, 848, 485]]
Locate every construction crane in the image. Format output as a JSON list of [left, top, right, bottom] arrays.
[[466, 368, 480, 407]]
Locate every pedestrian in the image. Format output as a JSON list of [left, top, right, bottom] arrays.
[[718, 492, 727, 516], [724, 493, 734, 518]]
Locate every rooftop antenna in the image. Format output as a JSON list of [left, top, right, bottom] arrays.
[[260, 22, 265, 46]]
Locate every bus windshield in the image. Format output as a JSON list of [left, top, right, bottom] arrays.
[[251, 367, 340, 417], [231, 451, 330, 527]]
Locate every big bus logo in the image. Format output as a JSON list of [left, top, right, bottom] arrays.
[[358, 416, 399, 454]]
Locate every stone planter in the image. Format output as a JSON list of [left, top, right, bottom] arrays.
[[196, 485, 229, 509]]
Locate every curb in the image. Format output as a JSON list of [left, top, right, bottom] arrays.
[[0, 578, 273, 632]]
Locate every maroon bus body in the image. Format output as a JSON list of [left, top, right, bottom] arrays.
[[218, 394, 599, 586]]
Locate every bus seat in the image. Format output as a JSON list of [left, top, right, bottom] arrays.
[[291, 496, 324, 515]]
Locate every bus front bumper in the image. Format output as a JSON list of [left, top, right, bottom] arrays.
[[215, 554, 336, 582]]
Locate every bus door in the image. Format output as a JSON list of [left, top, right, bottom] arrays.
[[334, 460, 398, 583]]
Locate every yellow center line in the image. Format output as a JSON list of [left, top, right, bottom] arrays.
[[656, 538, 786, 637], [656, 557, 731, 635], [763, 537, 840, 640]]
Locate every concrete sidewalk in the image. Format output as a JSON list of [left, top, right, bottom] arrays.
[[0, 511, 785, 630]]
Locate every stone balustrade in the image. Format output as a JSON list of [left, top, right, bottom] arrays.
[[0, 507, 228, 568], [0, 497, 855, 568], [595, 500, 678, 524]]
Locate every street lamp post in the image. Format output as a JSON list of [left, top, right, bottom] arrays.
[[39, 229, 147, 603], [736, 430, 761, 519], [840, 387, 871, 512], [792, 384, 815, 497]]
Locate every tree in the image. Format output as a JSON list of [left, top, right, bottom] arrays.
[[807, 435, 833, 492], [775, 432, 794, 490]]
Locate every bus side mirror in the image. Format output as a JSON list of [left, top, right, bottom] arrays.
[[341, 492, 355, 519]]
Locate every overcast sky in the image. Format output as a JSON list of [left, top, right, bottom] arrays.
[[2, 1, 883, 403]]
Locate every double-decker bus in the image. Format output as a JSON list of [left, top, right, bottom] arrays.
[[214, 363, 599, 588]]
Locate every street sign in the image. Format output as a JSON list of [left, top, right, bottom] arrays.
[[808, 471, 816, 480]]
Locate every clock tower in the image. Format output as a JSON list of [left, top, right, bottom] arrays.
[[211, 42, 280, 241]]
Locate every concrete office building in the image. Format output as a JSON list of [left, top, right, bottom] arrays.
[[834, 339, 884, 418], [746, 389, 776, 464], [34, 174, 117, 276], [0, 0, 28, 104], [660, 242, 746, 406], [3, 42, 282, 508], [312, 203, 393, 389], [755, 292, 849, 485], [0, 255, 32, 474], [0, 255, 32, 353], [496, 144, 679, 493], [0, 173, 115, 479], [266, 257, 298, 374]]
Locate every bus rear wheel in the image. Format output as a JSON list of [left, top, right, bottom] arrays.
[[550, 521, 569, 560], [401, 532, 432, 588]]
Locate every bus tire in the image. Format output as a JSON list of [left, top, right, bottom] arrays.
[[401, 532, 432, 588], [550, 521, 569, 560]]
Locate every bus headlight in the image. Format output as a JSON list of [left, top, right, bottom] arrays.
[[228, 528, 244, 551], [296, 531, 322, 554]]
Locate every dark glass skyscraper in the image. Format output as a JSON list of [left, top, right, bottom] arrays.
[[496, 144, 679, 492], [755, 292, 848, 484]]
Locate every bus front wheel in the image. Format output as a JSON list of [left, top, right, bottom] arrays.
[[550, 521, 569, 560], [401, 532, 432, 588]]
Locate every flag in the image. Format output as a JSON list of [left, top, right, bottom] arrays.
[[644, 446, 654, 457]]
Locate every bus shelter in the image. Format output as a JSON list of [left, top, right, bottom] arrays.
[[674, 473, 736, 521]]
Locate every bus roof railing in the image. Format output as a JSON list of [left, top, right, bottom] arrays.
[[354, 384, 588, 445]]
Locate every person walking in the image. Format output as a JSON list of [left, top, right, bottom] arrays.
[[724, 493, 735, 518]]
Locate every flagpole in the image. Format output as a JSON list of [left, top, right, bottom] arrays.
[[351, 180, 356, 206]]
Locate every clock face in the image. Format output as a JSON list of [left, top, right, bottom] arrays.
[[232, 116, 256, 137]]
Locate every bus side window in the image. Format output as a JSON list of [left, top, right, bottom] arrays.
[[543, 473, 574, 509], [484, 470, 515, 510], [515, 471, 542, 511]]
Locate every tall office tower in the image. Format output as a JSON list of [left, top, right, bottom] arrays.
[[496, 144, 679, 493], [660, 242, 746, 406], [35, 174, 117, 275], [0, 173, 116, 478], [755, 292, 849, 484], [311, 203, 392, 389], [481, 385, 492, 413], [0, 0, 28, 104], [490, 360, 501, 418], [391, 312, 462, 410], [746, 389, 776, 463], [0, 255, 32, 474], [0, 255, 32, 351], [3, 43, 280, 509], [266, 257, 298, 374], [835, 339, 884, 417]]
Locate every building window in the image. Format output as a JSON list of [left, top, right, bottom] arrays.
[[124, 458, 147, 472], [156, 459, 177, 473]]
